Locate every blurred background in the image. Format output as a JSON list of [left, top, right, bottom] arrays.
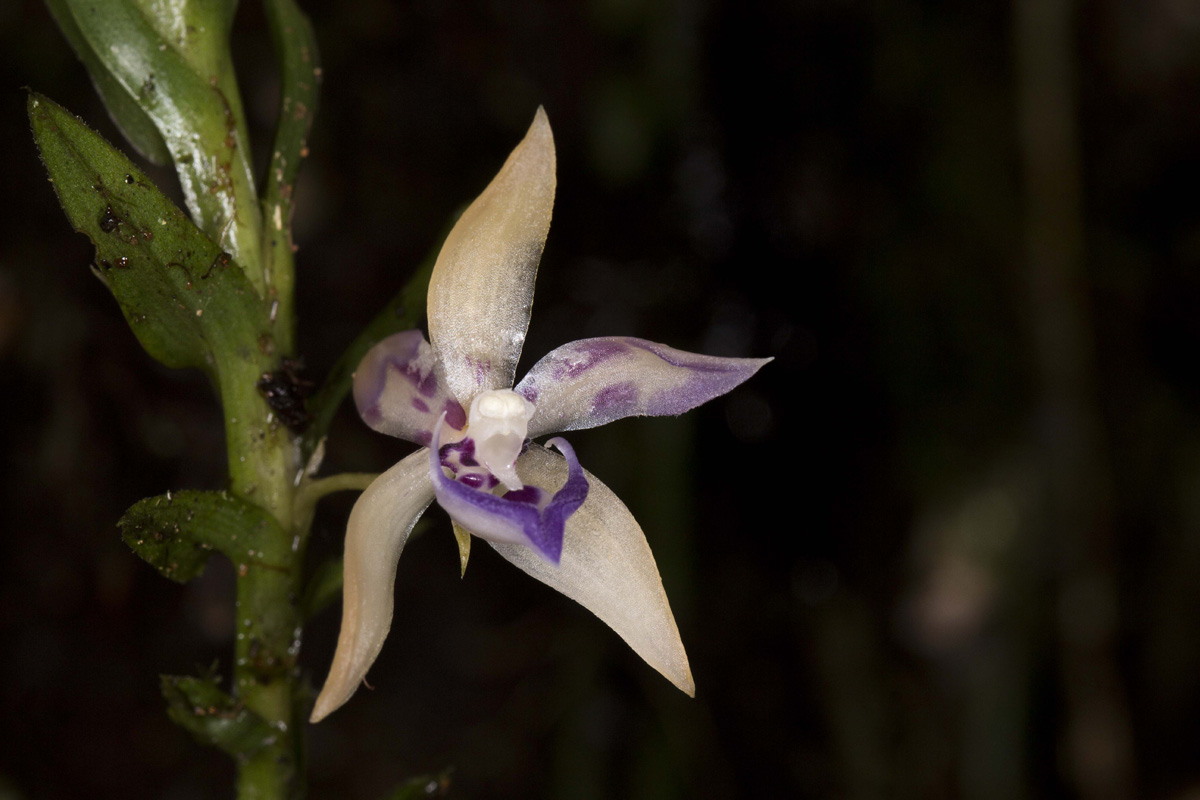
[[3, 0, 1200, 797]]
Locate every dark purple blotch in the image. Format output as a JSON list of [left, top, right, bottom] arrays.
[[591, 381, 639, 415], [443, 399, 467, 430], [440, 438, 479, 469], [459, 472, 500, 490]]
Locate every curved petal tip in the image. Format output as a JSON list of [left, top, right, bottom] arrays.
[[491, 445, 696, 697], [427, 107, 557, 404], [310, 450, 435, 723]]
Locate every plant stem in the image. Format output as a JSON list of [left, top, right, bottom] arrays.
[[220, 322, 304, 798], [293, 472, 378, 531]]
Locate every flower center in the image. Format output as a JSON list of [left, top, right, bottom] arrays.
[[467, 389, 535, 491]]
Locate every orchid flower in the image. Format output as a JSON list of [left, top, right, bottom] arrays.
[[310, 109, 770, 722]]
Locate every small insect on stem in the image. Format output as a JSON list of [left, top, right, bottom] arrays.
[[256, 358, 314, 433]]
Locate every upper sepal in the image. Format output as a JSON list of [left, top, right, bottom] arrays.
[[518, 336, 772, 437], [427, 108, 556, 405]]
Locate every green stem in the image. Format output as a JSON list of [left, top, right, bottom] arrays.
[[211, 5, 320, 792], [261, 0, 321, 358], [218, 352, 304, 799], [293, 472, 378, 531]]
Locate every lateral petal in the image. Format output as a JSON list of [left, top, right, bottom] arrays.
[[310, 449, 435, 722], [490, 444, 695, 696], [353, 330, 467, 446], [427, 108, 556, 405], [517, 337, 771, 438]]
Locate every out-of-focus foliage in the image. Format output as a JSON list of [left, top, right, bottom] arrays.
[[161, 672, 278, 757]]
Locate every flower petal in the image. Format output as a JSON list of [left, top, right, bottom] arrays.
[[517, 337, 772, 437], [310, 449, 435, 722], [427, 108, 556, 405], [429, 418, 587, 562], [353, 330, 468, 446], [490, 443, 695, 696]]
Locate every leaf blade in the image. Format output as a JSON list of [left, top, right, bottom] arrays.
[[258, 0, 321, 352], [59, 0, 264, 281], [44, 0, 171, 165], [28, 92, 271, 372], [161, 674, 278, 757], [118, 489, 286, 583]]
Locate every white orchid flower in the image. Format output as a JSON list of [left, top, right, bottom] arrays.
[[310, 109, 770, 722]]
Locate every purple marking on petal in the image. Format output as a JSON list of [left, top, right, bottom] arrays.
[[609, 338, 770, 418], [591, 381, 639, 416], [553, 339, 629, 380], [519, 336, 772, 437], [354, 330, 424, 416], [428, 415, 587, 563], [628, 339, 749, 374], [465, 355, 493, 388], [503, 485, 545, 505], [440, 438, 479, 469], [575, 338, 629, 359], [443, 399, 467, 430], [519, 385, 539, 403], [413, 430, 432, 447], [416, 371, 439, 398], [353, 330, 468, 445], [530, 437, 589, 562], [643, 362, 765, 416], [459, 472, 500, 490]]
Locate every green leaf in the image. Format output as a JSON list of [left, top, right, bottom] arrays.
[[28, 93, 272, 372], [161, 673, 279, 757], [118, 490, 286, 583], [385, 771, 453, 800], [259, 0, 322, 353], [44, 0, 171, 165], [125, 0, 238, 78], [55, 0, 264, 282], [262, 0, 319, 216]]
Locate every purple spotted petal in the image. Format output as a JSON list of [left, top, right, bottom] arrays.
[[516, 337, 772, 437], [353, 330, 468, 446], [429, 417, 587, 562]]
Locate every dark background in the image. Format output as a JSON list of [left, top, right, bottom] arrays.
[[4, 0, 1200, 797]]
